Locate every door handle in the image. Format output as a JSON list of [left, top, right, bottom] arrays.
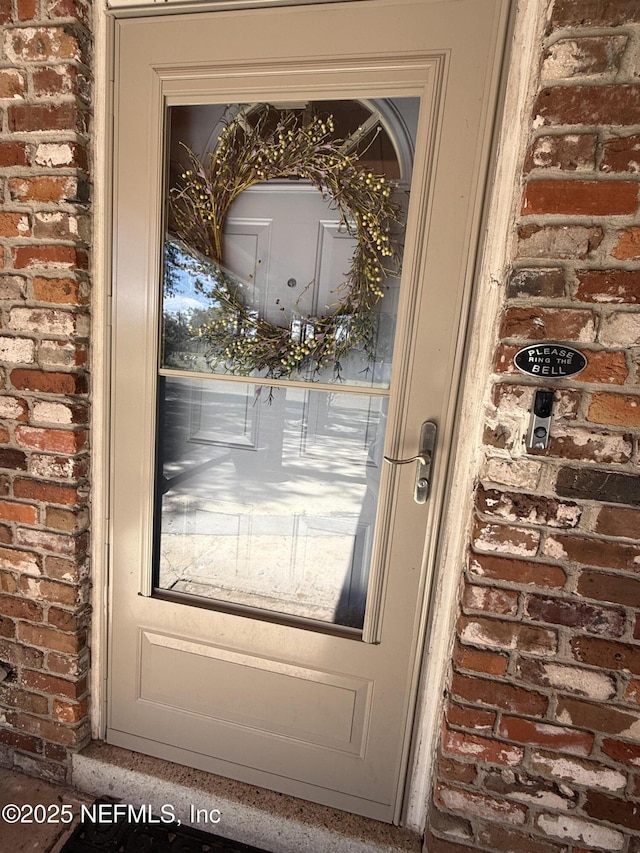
[[384, 421, 436, 504]]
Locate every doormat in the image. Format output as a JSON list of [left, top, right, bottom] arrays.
[[58, 802, 268, 853]]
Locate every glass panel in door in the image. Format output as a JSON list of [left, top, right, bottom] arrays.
[[154, 99, 417, 630]]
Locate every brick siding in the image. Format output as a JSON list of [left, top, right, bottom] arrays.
[[428, 2, 640, 851], [0, 0, 90, 783]]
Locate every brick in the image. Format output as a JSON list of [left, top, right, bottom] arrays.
[[0, 275, 27, 300], [46, 650, 87, 677], [443, 727, 523, 766], [19, 576, 79, 606], [17, 623, 85, 654], [460, 615, 556, 656], [551, 0, 640, 26], [0, 729, 42, 754], [0, 70, 26, 99], [522, 180, 638, 217], [500, 307, 596, 342], [462, 584, 518, 617], [526, 594, 625, 637], [32, 401, 87, 426], [516, 224, 603, 259], [32, 65, 85, 99], [517, 659, 616, 701], [0, 572, 17, 594], [16, 0, 37, 19], [451, 673, 548, 716], [483, 767, 578, 809], [16, 528, 87, 557], [0, 595, 42, 622], [0, 143, 27, 168], [5, 711, 82, 746], [423, 832, 474, 853], [437, 757, 478, 786], [0, 639, 42, 669], [29, 455, 85, 481], [577, 351, 628, 385], [45, 507, 87, 533], [0, 547, 40, 575], [0, 337, 35, 364], [572, 636, 640, 674], [542, 35, 628, 79], [612, 227, 640, 260], [602, 134, 640, 173], [15, 426, 86, 454], [599, 311, 640, 346], [507, 267, 565, 298], [468, 554, 567, 589], [14, 480, 80, 507], [596, 505, 640, 538], [22, 670, 85, 699], [12, 246, 87, 272], [0, 213, 30, 238], [10, 370, 87, 395], [46, 0, 90, 25], [38, 340, 88, 368], [0, 500, 37, 525], [531, 750, 625, 792], [627, 680, 640, 704], [44, 557, 85, 584], [453, 642, 509, 676], [536, 813, 624, 849], [556, 468, 640, 507], [0, 617, 15, 638], [52, 697, 87, 723], [549, 427, 631, 463], [584, 791, 640, 831], [534, 85, 640, 127], [472, 521, 540, 557], [476, 486, 580, 529], [437, 784, 527, 826], [0, 0, 11, 25], [34, 142, 88, 171], [578, 570, 640, 608], [0, 396, 28, 421], [525, 135, 597, 173], [476, 825, 565, 853], [498, 715, 594, 755], [481, 457, 542, 491], [446, 702, 496, 732], [3, 26, 85, 63], [10, 307, 81, 336], [602, 738, 640, 767], [556, 696, 640, 740], [47, 606, 87, 632], [34, 213, 87, 242], [588, 392, 640, 427]]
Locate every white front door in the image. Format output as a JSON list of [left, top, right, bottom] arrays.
[[108, 0, 509, 823]]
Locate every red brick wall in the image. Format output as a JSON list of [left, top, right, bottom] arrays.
[[0, 0, 91, 782], [428, 2, 640, 851]]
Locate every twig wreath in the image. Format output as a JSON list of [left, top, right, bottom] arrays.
[[169, 106, 403, 379]]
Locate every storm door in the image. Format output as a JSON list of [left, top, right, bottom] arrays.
[[108, 0, 509, 822]]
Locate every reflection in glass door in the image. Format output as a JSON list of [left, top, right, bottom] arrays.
[[153, 99, 417, 630]]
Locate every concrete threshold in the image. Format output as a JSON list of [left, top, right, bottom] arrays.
[[72, 741, 422, 853]]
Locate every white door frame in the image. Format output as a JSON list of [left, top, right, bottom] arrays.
[[88, 0, 545, 830]]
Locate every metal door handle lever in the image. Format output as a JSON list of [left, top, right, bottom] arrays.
[[383, 421, 436, 504]]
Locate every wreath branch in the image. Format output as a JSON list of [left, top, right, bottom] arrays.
[[168, 106, 403, 379]]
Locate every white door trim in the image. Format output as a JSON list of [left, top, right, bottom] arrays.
[[89, 0, 546, 832]]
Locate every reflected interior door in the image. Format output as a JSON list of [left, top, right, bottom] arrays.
[[109, 0, 509, 822]]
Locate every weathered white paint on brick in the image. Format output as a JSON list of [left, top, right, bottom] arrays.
[[599, 312, 640, 347], [30, 454, 76, 479], [536, 813, 624, 850], [473, 523, 540, 556], [0, 397, 25, 419], [32, 401, 74, 425], [542, 536, 568, 560], [481, 457, 542, 489], [439, 786, 526, 825], [38, 340, 80, 367], [0, 550, 40, 575], [0, 336, 35, 363], [35, 211, 80, 236], [531, 752, 626, 792], [551, 427, 633, 463], [533, 662, 616, 701], [35, 143, 76, 168], [9, 308, 76, 336], [542, 36, 628, 80]]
